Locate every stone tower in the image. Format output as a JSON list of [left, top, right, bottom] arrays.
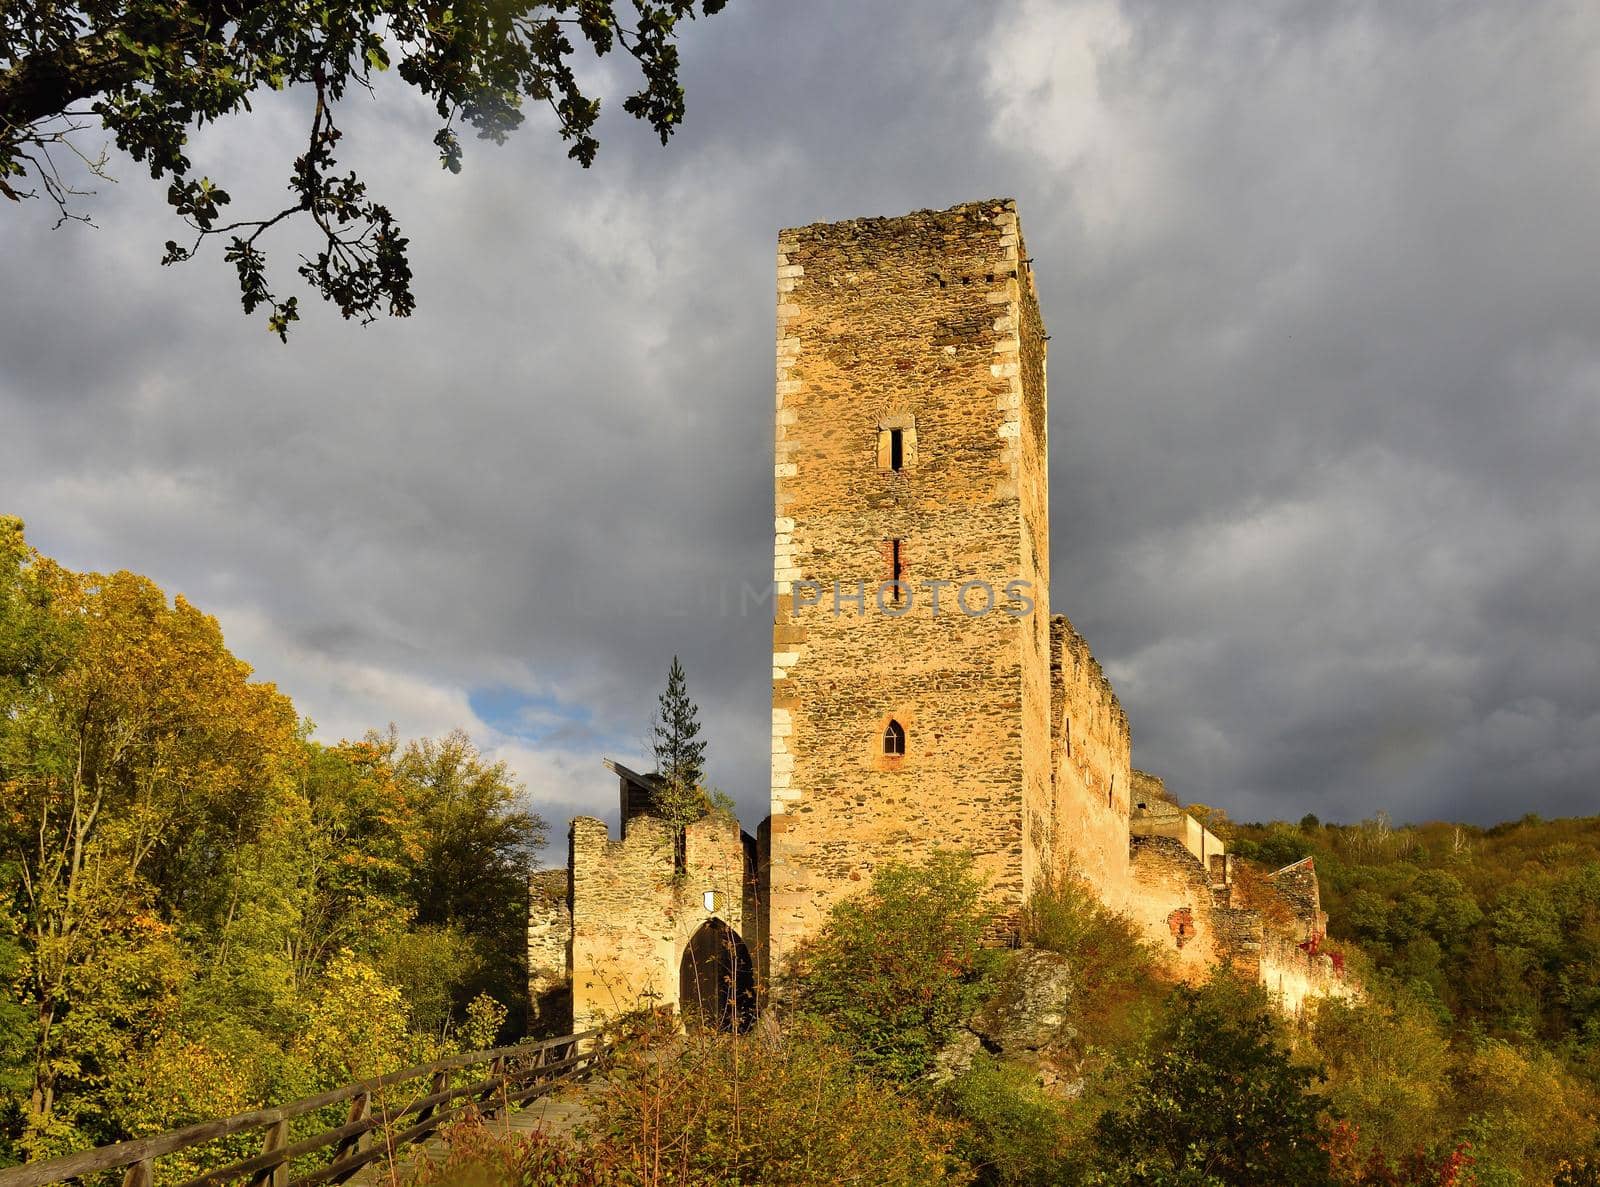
[[529, 202, 1348, 1034], [767, 200, 1055, 967]]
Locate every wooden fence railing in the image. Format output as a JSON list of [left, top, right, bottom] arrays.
[[0, 1030, 603, 1187]]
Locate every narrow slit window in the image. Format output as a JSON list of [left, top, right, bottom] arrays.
[[889, 538, 904, 603], [883, 719, 906, 756], [877, 417, 916, 471]]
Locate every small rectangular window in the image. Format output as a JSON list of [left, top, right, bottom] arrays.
[[877, 418, 916, 471]]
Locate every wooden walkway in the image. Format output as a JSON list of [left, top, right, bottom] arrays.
[[502, 1077, 598, 1140], [351, 1072, 603, 1184]]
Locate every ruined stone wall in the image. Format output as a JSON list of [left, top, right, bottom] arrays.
[[1131, 769, 1174, 809], [1130, 803, 1227, 871], [1128, 835, 1226, 977], [1264, 857, 1326, 943], [769, 200, 1050, 967], [1259, 933, 1354, 1016], [1048, 615, 1133, 905], [1130, 827, 1353, 1008], [527, 867, 572, 1034], [569, 812, 753, 1031], [1212, 906, 1267, 978]]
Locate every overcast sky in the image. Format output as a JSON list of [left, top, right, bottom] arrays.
[[3, 0, 1598, 842]]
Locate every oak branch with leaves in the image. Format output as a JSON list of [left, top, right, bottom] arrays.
[[0, 0, 726, 338]]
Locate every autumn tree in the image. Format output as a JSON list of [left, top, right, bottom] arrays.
[[0, 521, 300, 1155], [390, 728, 545, 1034], [1093, 975, 1335, 1187], [0, 0, 727, 338], [287, 735, 417, 992]]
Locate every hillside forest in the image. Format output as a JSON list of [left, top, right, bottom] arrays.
[[0, 518, 543, 1164], [3, 517, 1600, 1185]]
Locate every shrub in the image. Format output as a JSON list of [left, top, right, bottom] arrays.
[[791, 850, 995, 1082], [406, 1122, 611, 1186], [590, 1017, 962, 1185], [1023, 867, 1168, 1039], [408, 1019, 964, 1186], [1092, 973, 1335, 1187], [951, 1053, 1080, 1186]]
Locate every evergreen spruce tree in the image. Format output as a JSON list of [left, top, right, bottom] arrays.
[[651, 656, 708, 832]]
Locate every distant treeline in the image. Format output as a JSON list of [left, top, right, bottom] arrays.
[[1230, 812, 1600, 1055]]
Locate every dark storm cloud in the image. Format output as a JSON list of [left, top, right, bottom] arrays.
[[1, 0, 1596, 834]]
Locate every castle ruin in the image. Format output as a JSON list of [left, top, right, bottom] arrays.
[[528, 200, 1349, 1034]]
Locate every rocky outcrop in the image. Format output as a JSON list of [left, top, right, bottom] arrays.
[[929, 949, 1080, 1094], [970, 949, 1076, 1052]]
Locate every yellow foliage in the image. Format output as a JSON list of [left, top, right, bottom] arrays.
[[1310, 992, 1453, 1159], [1455, 1037, 1600, 1183], [296, 950, 412, 1082]]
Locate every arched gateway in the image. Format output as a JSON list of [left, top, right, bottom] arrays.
[[679, 918, 756, 1033]]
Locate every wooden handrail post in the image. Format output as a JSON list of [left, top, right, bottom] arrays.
[[422, 1069, 449, 1123], [121, 1159, 154, 1187], [325, 1091, 370, 1184], [247, 1118, 289, 1187], [477, 1055, 507, 1122]]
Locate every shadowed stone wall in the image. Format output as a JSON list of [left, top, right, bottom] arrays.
[[1264, 856, 1326, 942], [526, 868, 572, 1034]]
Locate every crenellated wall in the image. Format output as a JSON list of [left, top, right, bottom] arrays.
[[567, 811, 753, 1032]]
